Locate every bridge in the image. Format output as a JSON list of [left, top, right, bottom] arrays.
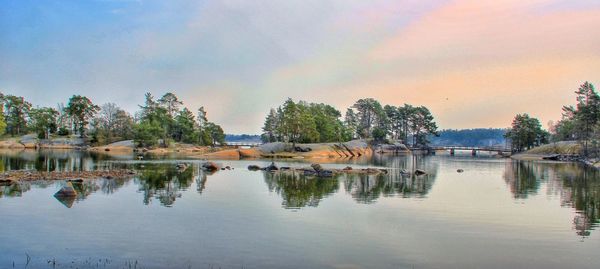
[[414, 146, 512, 156], [226, 141, 263, 147]]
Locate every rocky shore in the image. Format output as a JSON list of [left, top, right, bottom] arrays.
[[0, 135, 88, 150], [0, 169, 137, 184], [1, 135, 413, 161], [246, 162, 427, 177], [210, 140, 375, 159], [511, 143, 600, 169]]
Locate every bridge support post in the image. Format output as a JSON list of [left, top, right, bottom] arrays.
[[472, 149, 477, 156], [450, 149, 455, 156]]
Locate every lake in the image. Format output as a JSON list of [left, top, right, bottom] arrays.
[[1, 150, 599, 269]]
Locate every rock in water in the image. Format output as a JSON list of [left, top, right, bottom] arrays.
[[247, 165, 262, 171], [457, 169, 464, 173], [202, 162, 220, 172], [176, 163, 189, 171], [54, 182, 78, 197], [414, 169, 427, 176], [311, 163, 323, 172], [265, 162, 279, 171]]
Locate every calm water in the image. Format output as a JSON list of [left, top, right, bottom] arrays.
[[1, 150, 599, 269]]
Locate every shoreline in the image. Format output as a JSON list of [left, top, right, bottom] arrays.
[[511, 152, 600, 169]]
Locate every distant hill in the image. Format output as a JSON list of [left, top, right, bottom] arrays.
[[428, 128, 507, 147], [225, 134, 261, 143]]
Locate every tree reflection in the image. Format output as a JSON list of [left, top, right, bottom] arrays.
[[504, 160, 600, 237], [135, 163, 196, 207], [0, 182, 31, 198], [263, 171, 339, 209], [503, 161, 541, 199], [345, 154, 438, 203], [99, 177, 129, 194], [0, 149, 123, 172]]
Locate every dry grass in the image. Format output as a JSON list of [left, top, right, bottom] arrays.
[[526, 141, 582, 155]]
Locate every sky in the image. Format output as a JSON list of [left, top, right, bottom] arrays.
[[1, 0, 599, 134]]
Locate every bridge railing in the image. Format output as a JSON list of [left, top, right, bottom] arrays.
[[225, 141, 263, 147], [414, 145, 512, 152]]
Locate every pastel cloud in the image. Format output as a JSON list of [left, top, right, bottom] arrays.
[[1, 0, 599, 133]]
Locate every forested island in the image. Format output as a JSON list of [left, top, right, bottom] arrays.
[[1, 81, 599, 165]]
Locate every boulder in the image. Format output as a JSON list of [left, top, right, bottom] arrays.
[[294, 146, 312, 152], [265, 162, 279, 171], [176, 163, 189, 170], [201, 162, 220, 172], [457, 169, 464, 173], [247, 165, 262, 171], [54, 182, 78, 197], [342, 166, 353, 171], [311, 163, 323, 172]]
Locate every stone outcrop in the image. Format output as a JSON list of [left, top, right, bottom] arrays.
[[0, 135, 88, 150], [253, 140, 373, 159], [374, 142, 410, 154], [90, 140, 134, 152]]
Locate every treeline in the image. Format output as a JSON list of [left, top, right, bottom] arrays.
[[505, 81, 599, 153], [0, 92, 225, 147], [225, 134, 261, 142], [261, 98, 438, 146], [429, 128, 507, 147], [549, 82, 600, 155]]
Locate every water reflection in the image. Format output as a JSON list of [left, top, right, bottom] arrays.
[[0, 149, 124, 172], [1, 149, 599, 238], [0, 182, 31, 198], [345, 155, 438, 203], [263, 171, 340, 209], [504, 160, 600, 236], [263, 155, 439, 208], [134, 163, 199, 207]]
